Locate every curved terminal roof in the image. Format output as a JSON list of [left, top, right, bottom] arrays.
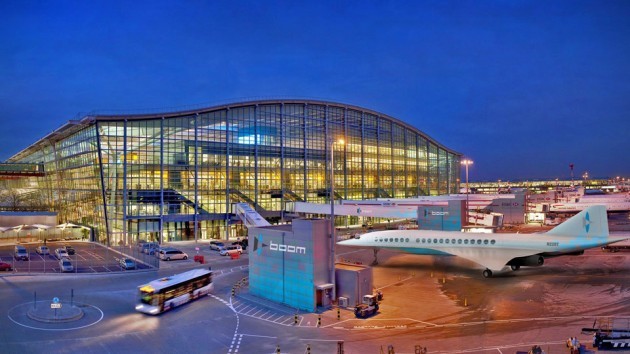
[[9, 99, 461, 161]]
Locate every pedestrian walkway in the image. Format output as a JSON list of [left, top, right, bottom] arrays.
[[232, 289, 346, 328]]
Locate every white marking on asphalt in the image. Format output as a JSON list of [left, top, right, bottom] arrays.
[[6, 302, 105, 331]]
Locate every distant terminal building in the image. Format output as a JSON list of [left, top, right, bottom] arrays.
[[468, 178, 616, 195], [1, 99, 461, 246]]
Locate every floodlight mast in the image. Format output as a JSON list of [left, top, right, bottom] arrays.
[[330, 138, 344, 302]]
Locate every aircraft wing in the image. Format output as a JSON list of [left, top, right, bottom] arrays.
[[443, 247, 540, 272]]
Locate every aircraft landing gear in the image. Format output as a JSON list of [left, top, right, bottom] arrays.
[[510, 265, 521, 271], [371, 248, 379, 266], [482, 269, 493, 278]]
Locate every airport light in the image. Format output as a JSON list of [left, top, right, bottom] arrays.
[[330, 137, 344, 302], [461, 159, 473, 225]]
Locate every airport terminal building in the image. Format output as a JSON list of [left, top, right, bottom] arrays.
[[2, 99, 461, 246]]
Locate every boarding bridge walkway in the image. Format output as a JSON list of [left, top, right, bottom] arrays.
[[234, 203, 271, 228], [0, 163, 45, 177]]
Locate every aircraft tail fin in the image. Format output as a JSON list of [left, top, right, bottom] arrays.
[[545, 205, 608, 238]]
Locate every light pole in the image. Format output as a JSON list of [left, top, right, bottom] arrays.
[[461, 159, 473, 226], [330, 137, 344, 302]]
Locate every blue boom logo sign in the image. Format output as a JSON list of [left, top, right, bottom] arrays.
[[270, 240, 306, 254]]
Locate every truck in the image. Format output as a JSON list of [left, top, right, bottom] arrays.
[[582, 318, 630, 349], [601, 245, 630, 252], [354, 294, 379, 318]]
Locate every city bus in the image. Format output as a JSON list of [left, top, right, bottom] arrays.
[[135, 268, 213, 315]]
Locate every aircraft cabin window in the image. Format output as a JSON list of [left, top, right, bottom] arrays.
[[422, 238, 426, 243], [445, 239, 449, 244], [416, 238, 420, 243], [476, 240, 482, 245], [483, 239, 489, 245], [434, 238, 438, 243], [464, 239, 469, 244], [395, 238, 399, 242], [451, 239, 456, 244], [389, 238, 393, 242], [491, 240, 496, 245], [405, 238, 409, 242], [439, 239, 443, 244], [457, 239, 462, 244]]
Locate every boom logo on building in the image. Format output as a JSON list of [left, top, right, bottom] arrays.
[[254, 234, 307, 255], [270, 240, 306, 254], [431, 211, 449, 216]]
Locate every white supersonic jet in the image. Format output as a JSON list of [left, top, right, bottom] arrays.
[[338, 205, 628, 278]]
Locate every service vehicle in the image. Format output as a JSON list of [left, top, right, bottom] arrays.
[[135, 268, 213, 315], [583, 318, 630, 349], [354, 294, 379, 318], [602, 245, 630, 252]]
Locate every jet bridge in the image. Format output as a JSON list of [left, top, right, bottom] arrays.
[[294, 199, 502, 230], [234, 203, 271, 228]]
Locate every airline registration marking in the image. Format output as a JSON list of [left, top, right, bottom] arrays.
[[547, 242, 559, 247]]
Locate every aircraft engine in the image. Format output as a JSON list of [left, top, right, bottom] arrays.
[[507, 255, 544, 268]]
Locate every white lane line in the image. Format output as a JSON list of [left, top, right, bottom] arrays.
[[243, 307, 259, 315], [215, 294, 240, 354]]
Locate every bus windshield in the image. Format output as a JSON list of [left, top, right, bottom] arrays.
[[139, 285, 157, 305]]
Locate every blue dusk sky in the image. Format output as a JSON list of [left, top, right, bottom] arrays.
[[1, 1, 629, 181]]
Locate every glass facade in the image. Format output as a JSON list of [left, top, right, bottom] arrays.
[[4, 100, 461, 246]]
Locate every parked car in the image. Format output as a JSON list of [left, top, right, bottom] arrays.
[[36, 245, 50, 255], [59, 258, 74, 272], [119, 258, 137, 270], [220, 244, 242, 256], [14, 245, 29, 260], [159, 249, 188, 261], [155, 246, 175, 258], [139, 242, 159, 254], [143, 244, 160, 255], [0, 262, 12, 271], [231, 239, 248, 250], [63, 245, 76, 255], [209, 240, 225, 251], [55, 248, 69, 259]]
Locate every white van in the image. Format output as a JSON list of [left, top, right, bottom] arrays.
[[220, 245, 242, 256], [159, 249, 188, 261]]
